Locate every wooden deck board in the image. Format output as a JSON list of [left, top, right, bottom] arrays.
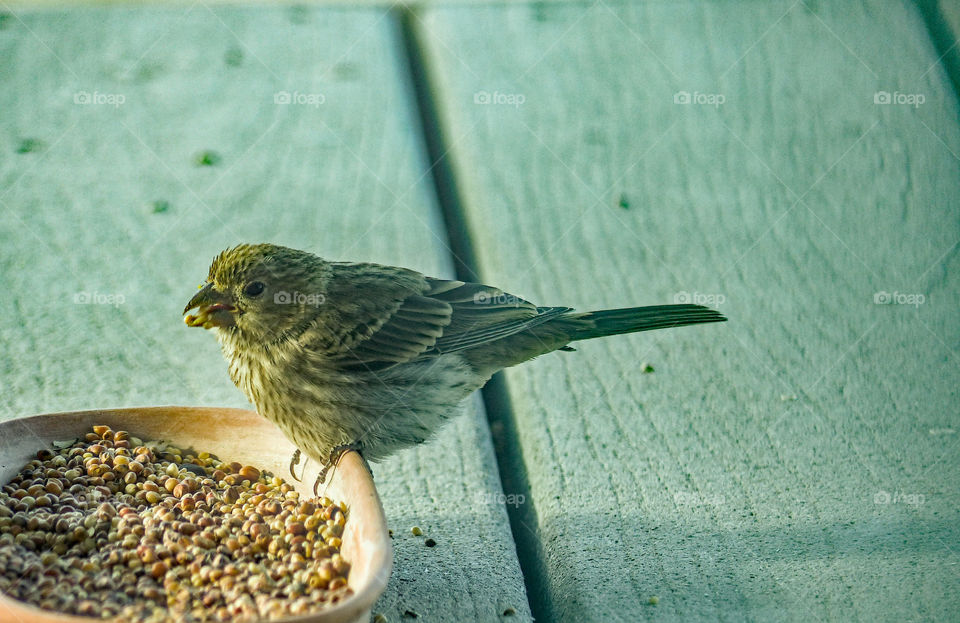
[[417, 1, 960, 621], [0, 6, 531, 621]]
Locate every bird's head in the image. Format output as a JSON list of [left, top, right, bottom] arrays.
[[183, 243, 331, 344]]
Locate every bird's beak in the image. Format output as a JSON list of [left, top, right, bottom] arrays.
[[183, 282, 238, 330]]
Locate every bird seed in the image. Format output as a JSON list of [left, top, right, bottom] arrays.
[[0, 425, 352, 621]]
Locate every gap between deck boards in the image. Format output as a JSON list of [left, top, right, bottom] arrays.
[[395, 7, 556, 623], [915, 0, 960, 97]]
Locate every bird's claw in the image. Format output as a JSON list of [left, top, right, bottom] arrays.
[[312, 441, 364, 496], [289, 449, 306, 482]]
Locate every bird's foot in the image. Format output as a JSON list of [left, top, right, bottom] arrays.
[[313, 441, 364, 496], [289, 448, 307, 482]]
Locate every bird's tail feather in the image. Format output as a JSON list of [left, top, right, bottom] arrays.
[[566, 304, 726, 341]]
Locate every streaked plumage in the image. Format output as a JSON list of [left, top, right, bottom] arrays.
[[183, 243, 725, 478]]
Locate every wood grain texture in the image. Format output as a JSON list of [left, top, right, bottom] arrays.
[[0, 7, 530, 621], [940, 0, 960, 34], [934, 0, 960, 89], [418, 1, 960, 621]]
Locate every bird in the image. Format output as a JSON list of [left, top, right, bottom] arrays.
[[183, 243, 726, 491]]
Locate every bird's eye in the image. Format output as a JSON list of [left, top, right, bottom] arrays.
[[244, 281, 265, 297]]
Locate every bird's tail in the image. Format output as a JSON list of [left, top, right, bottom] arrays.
[[565, 304, 726, 341]]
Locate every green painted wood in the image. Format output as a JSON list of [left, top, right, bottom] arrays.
[[934, 0, 960, 90], [0, 6, 530, 622], [940, 0, 960, 36], [418, 1, 960, 621], [0, 0, 585, 9]]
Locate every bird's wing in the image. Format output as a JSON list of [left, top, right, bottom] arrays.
[[308, 263, 451, 369], [424, 278, 572, 354], [314, 265, 568, 371]]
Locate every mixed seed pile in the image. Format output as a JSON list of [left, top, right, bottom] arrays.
[[0, 425, 352, 621]]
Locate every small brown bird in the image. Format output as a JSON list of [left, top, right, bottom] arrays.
[[183, 243, 725, 489]]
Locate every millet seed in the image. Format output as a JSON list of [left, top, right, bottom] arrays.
[[0, 425, 352, 622]]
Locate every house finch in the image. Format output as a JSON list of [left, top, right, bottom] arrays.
[[183, 243, 725, 489]]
